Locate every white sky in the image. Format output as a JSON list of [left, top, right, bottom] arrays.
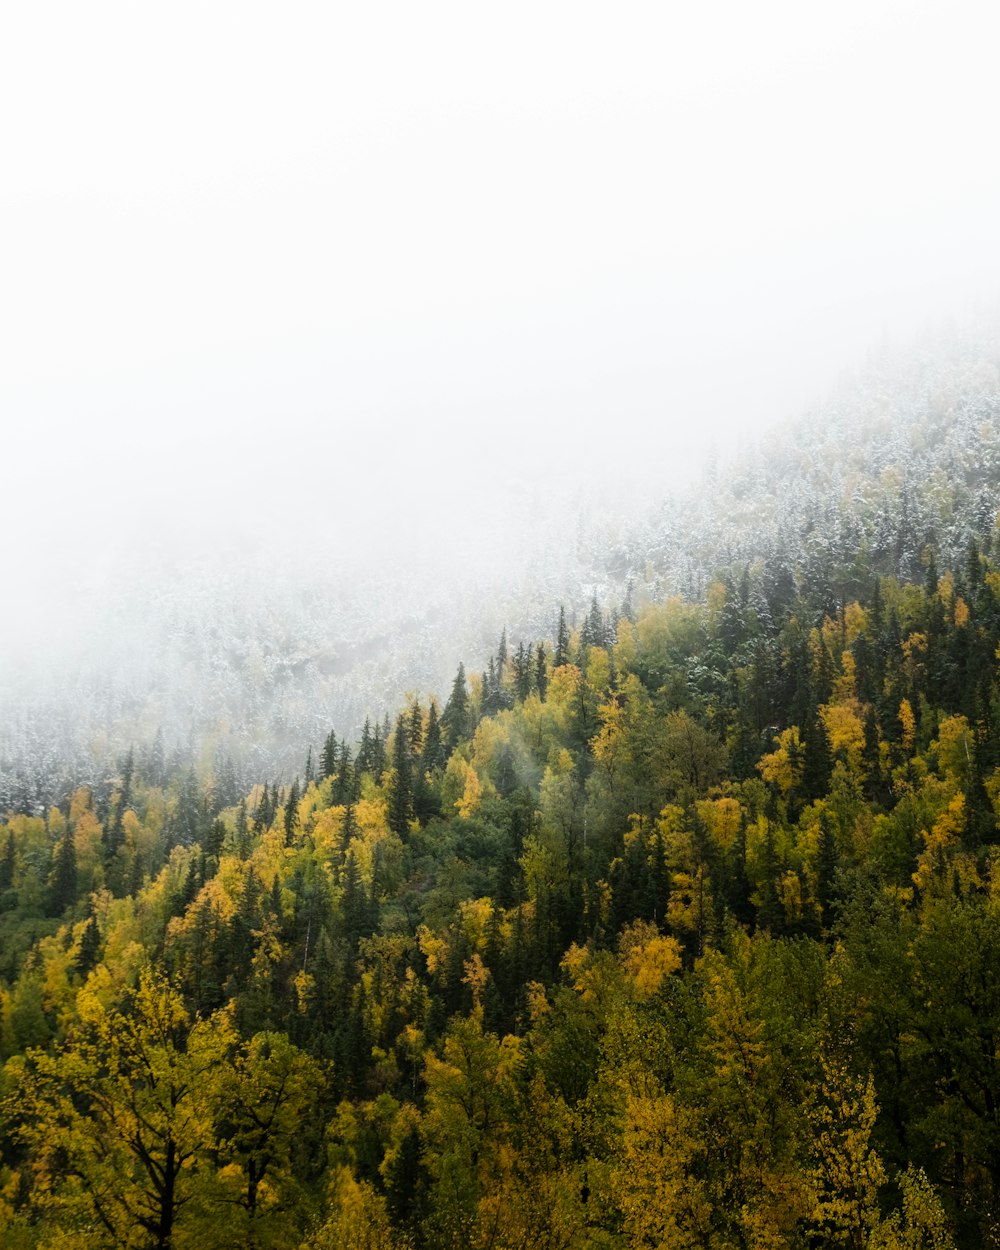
[[3, 0, 1000, 656]]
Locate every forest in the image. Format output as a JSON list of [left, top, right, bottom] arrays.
[[4, 488, 1000, 1249]]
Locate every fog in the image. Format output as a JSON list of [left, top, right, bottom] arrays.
[[3, 2, 1000, 713]]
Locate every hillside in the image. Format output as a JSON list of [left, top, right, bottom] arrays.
[[4, 343, 1000, 1243], [3, 317, 999, 817]]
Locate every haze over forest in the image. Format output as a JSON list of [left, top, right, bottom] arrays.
[[7, 7, 1000, 1249], [4, 2, 1000, 789]]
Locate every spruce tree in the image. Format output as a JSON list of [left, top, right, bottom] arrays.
[[535, 643, 548, 702], [555, 607, 570, 668], [75, 913, 101, 974], [333, 743, 354, 806], [408, 701, 424, 755], [321, 730, 339, 780], [283, 779, 301, 844], [355, 720, 373, 776], [440, 664, 469, 750], [816, 812, 839, 931], [513, 641, 532, 702], [48, 826, 78, 916], [234, 799, 250, 858], [388, 714, 413, 837], [421, 702, 443, 771]]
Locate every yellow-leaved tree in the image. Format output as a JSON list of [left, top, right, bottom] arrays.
[[5, 965, 236, 1250]]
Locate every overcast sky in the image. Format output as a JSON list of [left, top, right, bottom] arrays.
[[3, 0, 1000, 653]]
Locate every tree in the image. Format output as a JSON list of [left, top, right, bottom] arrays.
[[554, 607, 570, 669], [535, 643, 549, 702], [7, 965, 234, 1250], [333, 743, 355, 807], [388, 714, 413, 837], [321, 730, 339, 781], [212, 1031, 326, 1246], [440, 665, 470, 752], [421, 702, 443, 772], [47, 825, 78, 916], [283, 779, 301, 844]]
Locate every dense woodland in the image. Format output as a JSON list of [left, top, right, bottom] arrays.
[[4, 348, 1000, 1248], [6, 506, 1000, 1247]]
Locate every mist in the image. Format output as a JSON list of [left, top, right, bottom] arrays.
[[3, 1, 1000, 764]]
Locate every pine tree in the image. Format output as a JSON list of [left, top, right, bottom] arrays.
[[757, 824, 783, 933], [372, 721, 388, 780], [421, 701, 443, 771], [341, 848, 375, 948], [204, 818, 225, 861], [173, 768, 203, 847], [408, 701, 424, 755], [76, 913, 101, 974], [341, 800, 358, 852], [355, 720, 374, 776], [48, 826, 78, 916], [234, 799, 250, 858], [535, 642, 548, 702], [333, 743, 354, 806], [283, 779, 301, 844], [145, 728, 166, 789], [388, 714, 413, 837], [555, 606, 570, 668], [621, 578, 636, 624], [103, 746, 135, 860], [441, 664, 470, 750], [253, 782, 270, 835], [801, 704, 833, 802], [213, 749, 239, 811], [513, 641, 532, 702], [580, 594, 605, 653], [496, 628, 508, 681], [321, 729, 339, 780], [816, 812, 839, 931]]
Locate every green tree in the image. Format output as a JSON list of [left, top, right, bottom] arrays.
[[6, 965, 235, 1250], [440, 665, 470, 752]]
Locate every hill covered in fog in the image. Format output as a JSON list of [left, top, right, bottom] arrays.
[[6, 318, 1000, 1244], [2, 316, 999, 812]]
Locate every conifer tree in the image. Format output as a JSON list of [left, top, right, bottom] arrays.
[[75, 913, 101, 974], [555, 607, 570, 668], [421, 702, 443, 771], [146, 727, 167, 789], [356, 720, 374, 776], [513, 641, 532, 702], [321, 729, 339, 779], [535, 642, 548, 702], [341, 799, 358, 851], [234, 798, 250, 858], [333, 742, 355, 806], [408, 701, 424, 755], [104, 746, 135, 860], [388, 714, 413, 837], [283, 779, 301, 844], [816, 812, 839, 931], [441, 663, 470, 750], [580, 594, 605, 653], [253, 781, 270, 835], [372, 721, 388, 779], [47, 826, 77, 916]]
